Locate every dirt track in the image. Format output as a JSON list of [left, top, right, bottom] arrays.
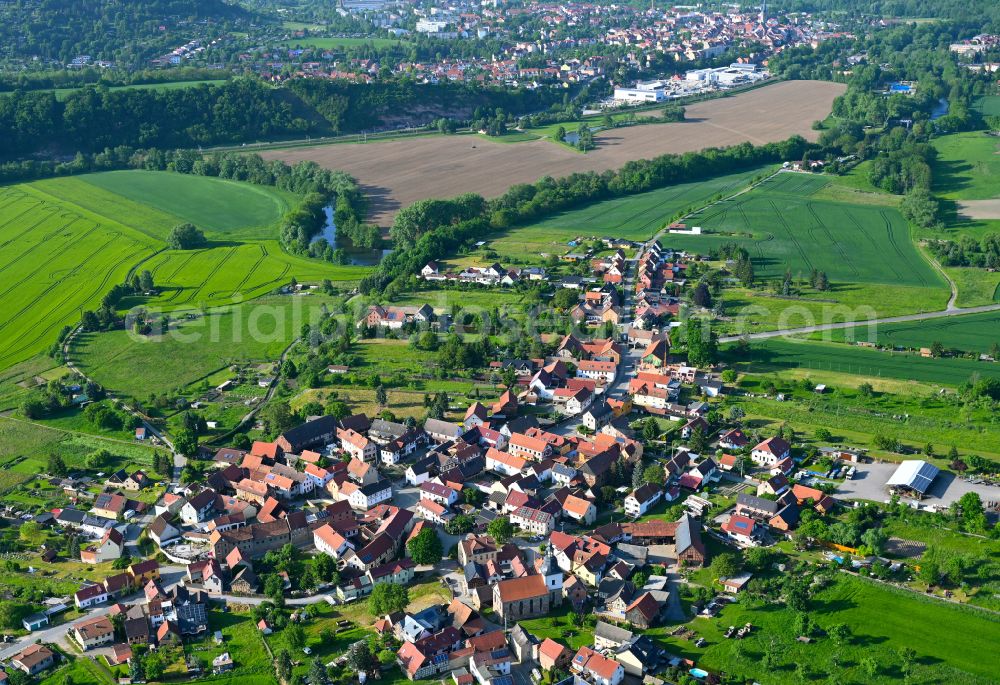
[[263, 79, 845, 225]]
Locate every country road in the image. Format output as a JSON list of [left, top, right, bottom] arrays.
[[717, 301, 1000, 343], [646, 167, 1000, 345]]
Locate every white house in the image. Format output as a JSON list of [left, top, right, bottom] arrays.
[[485, 448, 527, 477], [74, 584, 109, 609], [349, 480, 393, 510], [180, 490, 216, 525], [624, 483, 662, 518], [751, 437, 791, 466], [419, 481, 459, 506], [313, 523, 353, 558], [577, 360, 617, 384]]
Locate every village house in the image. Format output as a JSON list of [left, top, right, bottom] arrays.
[[10, 644, 56, 675], [751, 436, 791, 466], [562, 495, 597, 525], [340, 428, 377, 462], [624, 483, 662, 518], [510, 506, 555, 535], [80, 527, 124, 564], [571, 646, 625, 685], [74, 615, 115, 650], [722, 514, 759, 545], [363, 304, 434, 330]]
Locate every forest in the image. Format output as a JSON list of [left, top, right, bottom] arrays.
[[0, 77, 567, 160], [0, 0, 254, 66]]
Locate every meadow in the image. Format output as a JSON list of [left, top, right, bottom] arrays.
[[0, 171, 370, 370], [973, 95, 1000, 117], [664, 574, 1000, 684], [72, 295, 339, 397], [734, 337, 1000, 386], [0, 416, 159, 485], [819, 309, 1000, 352], [32, 78, 229, 102], [733, 375, 1000, 461], [932, 131, 1000, 201], [667, 172, 943, 289], [479, 167, 766, 261], [282, 36, 408, 49]]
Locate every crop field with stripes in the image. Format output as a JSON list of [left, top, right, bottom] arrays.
[[0, 185, 158, 369], [664, 172, 944, 288], [0, 171, 371, 371]]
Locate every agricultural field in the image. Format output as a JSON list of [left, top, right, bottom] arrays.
[[0, 183, 158, 369], [668, 172, 942, 288], [715, 283, 948, 337], [476, 167, 765, 261], [819, 309, 1000, 352], [733, 337, 1000, 386], [75, 170, 298, 239], [136, 241, 360, 310], [72, 295, 339, 397], [0, 171, 370, 372], [261, 80, 845, 225], [660, 574, 1000, 684]]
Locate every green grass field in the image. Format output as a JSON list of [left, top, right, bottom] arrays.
[[733, 375, 1000, 460], [0, 416, 158, 482], [77, 171, 297, 239], [973, 95, 1000, 117], [947, 266, 1000, 306], [666, 574, 1000, 684], [282, 36, 408, 49], [31, 79, 230, 102], [667, 172, 943, 289], [0, 171, 370, 370], [932, 132, 1000, 200], [72, 295, 338, 397], [483, 167, 765, 260], [736, 337, 1000, 386], [819, 310, 1000, 352]]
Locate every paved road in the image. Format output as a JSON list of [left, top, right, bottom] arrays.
[[716, 302, 1000, 344], [0, 566, 187, 660], [550, 253, 642, 437]]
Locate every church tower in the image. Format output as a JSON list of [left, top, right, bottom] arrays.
[[540, 543, 563, 605]]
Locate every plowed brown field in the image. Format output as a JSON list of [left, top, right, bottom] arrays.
[[263, 79, 845, 225]]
